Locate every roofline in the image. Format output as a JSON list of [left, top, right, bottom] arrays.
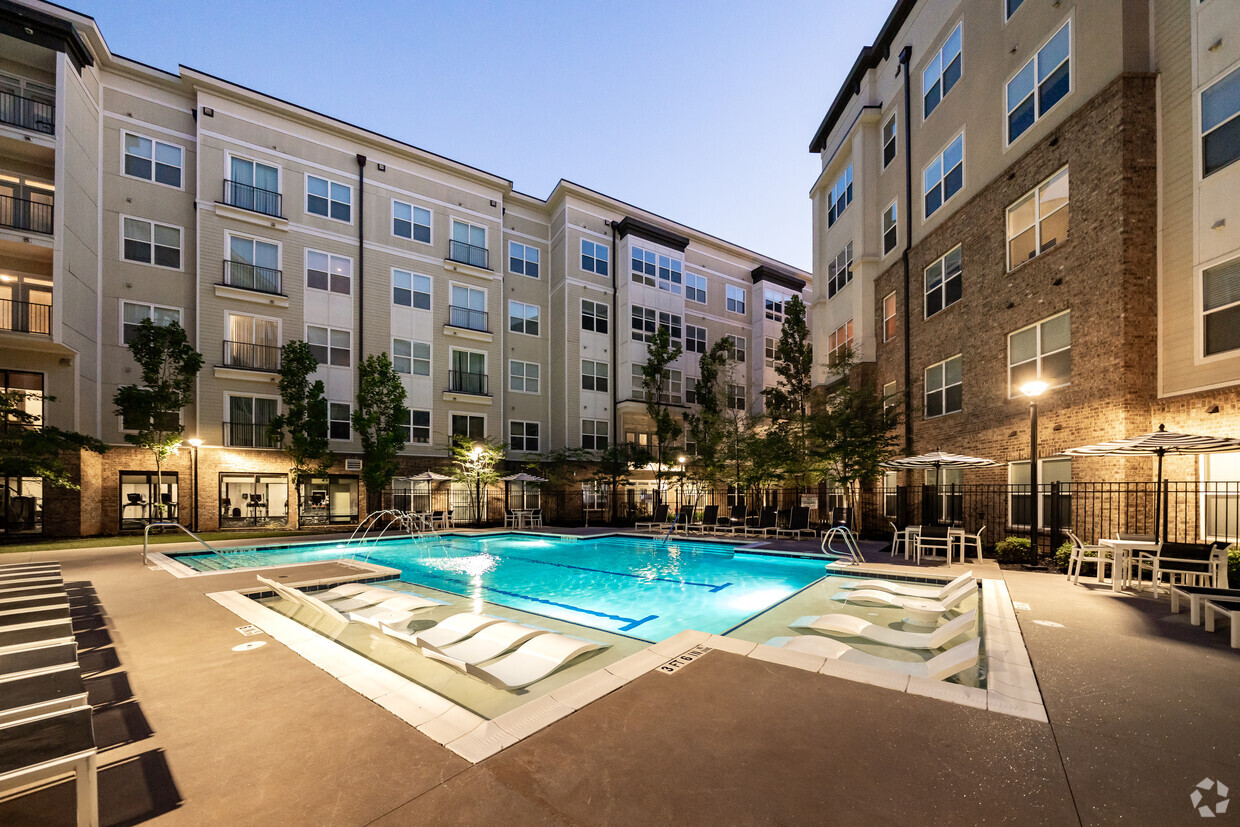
[[808, 0, 918, 153]]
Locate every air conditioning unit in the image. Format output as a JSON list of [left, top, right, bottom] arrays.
[[345, 458, 362, 471]]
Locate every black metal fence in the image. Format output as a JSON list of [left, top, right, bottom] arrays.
[[0, 298, 51, 335], [222, 260, 282, 295], [448, 240, 488, 269], [223, 180, 282, 217], [0, 193, 53, 234], [222, 340, 281, 372], [0, 91, 54, 134], [447, 305, 488, 331]]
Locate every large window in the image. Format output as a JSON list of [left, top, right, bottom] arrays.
[[509, 420, 540, 452], [883, 293, 897, 342], [119, 472, 177, 530], [827, 242, 853, 298], [685, 324, 706, 354], [225, 314, 280, 371], [122, 302, 180, 345], [508, 300, 540, 336], [392, 339, 430, 376], [726, 334, 746, 363], [685, 272, 707, 304], [225, 395, 278, 448], [581, 239, 609, 275], [925, 245, 962, 318], [0, 370, 42, 427], [828, 320, 853, 365], [827, 164, 853, 226], [1202, 65, 1240, 178], [451, 414, 485, 440], [726, 285, 746, 315], [307, 325, 350, 367], [923, 22, 962, 118], [449, 284, 487, 331], [508, 241, 540, 278], [924, 355, 962, 418], [1007, 167, 1069, 268], [509, 360, 540, 393], [450, 220, 489, 268], [728, 383, 745, 411], [581, 300, 608, 333], [122, 217, 181, 269], [764, 336, 777, 368], [631, 306, 680, 344], [1203, 452, 1240, 542], [883, 202, 898, 255], [924, 133, 964, 218], [1006, 21, 1070, 144], [401, 409, 431, 445], [581, 359, 609, 392], [765, 290, 788, 322], [219, 474, 289, 526], [227, 156, 280, 215], [226, 235, 281, 294], [632, 245, 682, 294], [632, 364, 682, 403], [1204, 257, 1240, 356], [882, 115, 897, 168], [123, 132, 182, 188], [327, 402, 350, 441], [306, 250, 352, 295], [1010, 458, 1072, 529], [306, 175, 351, 222], [449, 350, 487, 395], [393, 200, 431, 243], [392, 270, 431, 309], [1008, 310, 1071, 395], [582, 419, 609, 450]]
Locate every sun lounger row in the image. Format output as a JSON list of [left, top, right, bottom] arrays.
[[256, 576, 447, 634], [636, 505, 820, 539], [1169, 584, 1240, 648]]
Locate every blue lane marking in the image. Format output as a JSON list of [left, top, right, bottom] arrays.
[[488, 553, 734, 593]]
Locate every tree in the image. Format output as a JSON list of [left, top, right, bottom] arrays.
[[354, 353, 408, 515], [112, 319, 203, 518], [449, 434, 503, 524], [639, 324, 683, 503], [589, 442, 651, 523], [0, 391, 107, 488], [269, 340, 333, 522], [684, 338, 732, 491], [762, 295, 816, 489]]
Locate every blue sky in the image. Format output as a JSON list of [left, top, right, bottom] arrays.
[[71, 1, 892, 270]]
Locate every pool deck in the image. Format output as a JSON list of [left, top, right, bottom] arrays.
[[1, 530, 1237, 825]]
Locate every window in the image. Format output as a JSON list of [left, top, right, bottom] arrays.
[[686, 376, 698, 404], [1204, 257, 1240, 356], [581, 300, 608, 333], [1010, 458, 1072, 529], [925, 245, 963, 318], [1007, 168, 1069, 268], [392, 339, 430, 376], [450, 220, 489, 268], [509, 360, 540, 393], [924, 133, 964, 218], [509, 242, 540, 278], [765, 336, 777, 367], [328, 402, 351, 441], [450, 350, 487, 395], [631, 245, 682, 294], [827, 242, 853, 298], [307, 326, 350, 367], [224, 395, 278, 448], [631, 245, 655, 288], [632, 364, 682, 403], [828, 320, 853, 365], [508, 300, 540, 336], [882, 293, 897, 342], [764, 290, 788, 322], [451, 414, 485, 440], [726, 285, 746, 315], [883, 469, 899, 518], [728, 383, 745, 411], [883, 202, 898, 255], [0, 370, 43, 427], [306, 175, 351, 222], [226, 235, 281, 294], [392, 201, 431, 243], [581, 239, 609, 275], [882, 115, 897, 168], [582, 419, 609, 450], [581, 360, 609, 392], [123, 132, 182, 187], [1006, 21, 1070, 144], [727, 335, 746, 363], [631, 306, 681, 344], [685, 272, 707, 304], [1006, 0, 1025, 19], [882, 382, 897, 415], [686, 325, 707, 354], [509, 421, 540, 452], [1202, 65, 1240, 177], [1203, 452, 1240, 541], [122, 217, 181, 269], [225, 314, 280, 371], [449, 284, 487, 331], [923, 22, 962, 119], [827, 164, 853, 226], [228, 156, 280, 215], [924, 467, 964, 523], [306, 250, 352, 295], [401, 409, 431, 444], [122, 302, 180, 345], [925, 355, 962, 417], [1009, 311, 1071, 395], [392, 270, 431, 309]]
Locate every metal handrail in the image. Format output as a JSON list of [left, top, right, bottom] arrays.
[[222, 260, 283, 294], [447, 305, 489, 331], [447, 370, 489, 396], [222, 339, 281, 371], [0, 297, 52, 334], [222, 180, 282, 218], [821, 526, 865, 565], [142, 521, 219, 565], [0, 193, 54, 234], [0, 90, 54, 134], [448, 239, 489, 269]]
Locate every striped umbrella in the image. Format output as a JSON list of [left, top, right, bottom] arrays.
[[1063, 424, 1240, 539], [880, 450, 999, 490]]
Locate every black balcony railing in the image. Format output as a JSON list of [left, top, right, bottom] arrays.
[[223, 421, 280, 449], [448, 305, 489, 332], [0, 298, 51, 335], [0, 194, 53, 234], [448, 239, 489, 269], [448, 370, 489, 396], [222, 260, 283, 295], [0, 91, 54, 134], [222, 340, 281, 372], [222, 180, 283, 218]]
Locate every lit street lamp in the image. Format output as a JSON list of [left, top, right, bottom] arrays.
[[1020, 381, 1049, 554], [471, 445, 483, 525], [187, 437, 203, 533], [677, 455, 686, 510]]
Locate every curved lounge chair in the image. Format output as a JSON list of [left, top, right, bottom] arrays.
[[789, 609, 977, 650], [466, 633, 608, 690], [833, 582, 976, 612], [764, 635, 980, 682], [322, 589, 447, 614], [415, 613, 506, 650], [838, 570, 974, 600], [421, 621, 549, 665]]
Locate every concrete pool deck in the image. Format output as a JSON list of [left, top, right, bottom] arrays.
[[0, 532, 1236, 825]]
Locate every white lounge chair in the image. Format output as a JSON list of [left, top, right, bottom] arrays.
[[833, 582, 975, 612], [321, 589, 446, 614], [420, 621, 549, 665], [764, 635, 981, 682], [789, 609, 977, 650], [837, 570, 974, 600], [415, 613, 506, 650], [466, 633, 609, 690], [257, 575, 427, 632]]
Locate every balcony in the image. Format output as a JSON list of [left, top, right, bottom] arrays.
[[0, 91, 54, 135], [0, 194, 53, 234], [447, 305, 489, 332], [222, 180, 283, 218], [221, 260, 283, 295], [223, 421, 280, 449], [448, 239, 489, 270], [222, 340, 281, 372], [0, 298, 51, 335], [448, 370, 489, 396]]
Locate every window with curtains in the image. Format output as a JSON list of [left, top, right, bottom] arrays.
[[227, 235, 280, 294], [225, 395, 278, 448], [228, 156, 280, 215], [226, 314, 280, 371]]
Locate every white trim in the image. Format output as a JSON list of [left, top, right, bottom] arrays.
[[326, 400, 352, 442], [119, 214, 184, 271], [507, 359, 542, 395], [507, 239, 542, 279], [921, 20, 964, 123], [507, 299, 541, 337], [922, 130, 966, 223], [391, 267, 433, 311], [448, 411, 488, 441], [304, 172, 354, 225], [507, 419, 542, 453], [120, 129, 185, 191], [923, 353, 963, 419], [1196, 252, 1240, 365], [304, 247, 355, 297], [106, 112, 196, 143], [391, 197, 433, 246], [224, 152, 283, 207], [1002, 15, 1074, 151], [101, 83, 195, 116]]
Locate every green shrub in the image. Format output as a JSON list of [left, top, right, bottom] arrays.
[[1053, 541, 1074, 573], [1229, 546, 1239, 587], [994, 537, 1034, 565]]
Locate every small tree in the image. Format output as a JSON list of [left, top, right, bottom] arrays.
[[640, 324, 683, 503], [113, 319, 203, 518], [354, 353, 408, 515], [0, 391, 107, 488], [590, 442, 651, 523], [449, 434, 503, 524], [684, 338, 732, 491], [269, 340, 333, 521], [762, 295, 816, 489]]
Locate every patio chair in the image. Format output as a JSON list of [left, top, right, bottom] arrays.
[[465, 633, 610, 690], [1065, 531, 1114, 585], [529, 509, 543, 527], [635, 504, 670, 532], [743, 508, 778, 537], [959, 525, 986, 563], [412, 613, 506, 650], [833, 581, 975, 613], [685, 505, 719, 534], [318, 588, 447, 614], [838, 570, 974, 600], [419, 621, 549, 666], [776, 506, 816, 539], [763, 635, 980, 682], [789, 609, 977, 650], [888, 521, 908, 558], [1134, 541, 1215, 598], [914, 525, 951, 563], [504, 509, 518, 528], [716, 505, 749, 535]]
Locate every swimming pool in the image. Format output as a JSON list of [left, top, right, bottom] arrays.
[[176, 533, 828, 641]]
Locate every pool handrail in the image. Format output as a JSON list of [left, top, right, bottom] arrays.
[[142, 522, 220, 566], [821, 526, 865, 565]]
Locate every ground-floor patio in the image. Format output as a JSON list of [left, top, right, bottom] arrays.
[[0, 532, 1236, 825]]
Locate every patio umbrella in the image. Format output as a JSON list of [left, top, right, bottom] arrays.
[[400, 471, 452, 513], [1063, 424, 1240, 539], [880, 450, 999, 490], [499, 472, 547, 511]]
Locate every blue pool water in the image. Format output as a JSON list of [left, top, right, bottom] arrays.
[[176, 533, 829, 640]]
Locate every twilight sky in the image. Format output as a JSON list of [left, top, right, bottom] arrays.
[[70, 1, 892, 271]]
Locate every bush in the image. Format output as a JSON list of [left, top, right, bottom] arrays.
[[1229, 546, 1239, 587], [1053, 541, 1074, 573], [994, 537, 1034, 565]]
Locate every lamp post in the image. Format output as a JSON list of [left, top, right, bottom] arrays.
[[677, 455, 686, 511], [187, 437, 203, 533], [471, 445, 483, 525], [1019, 381, 1049, 555]]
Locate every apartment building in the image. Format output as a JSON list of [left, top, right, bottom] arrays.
[[0, 0, 808, 537], [808, 0, 1240, 531]]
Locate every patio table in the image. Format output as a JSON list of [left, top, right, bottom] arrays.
[[512, 510, 535, 529], [1099, 538, 1159, 593]]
